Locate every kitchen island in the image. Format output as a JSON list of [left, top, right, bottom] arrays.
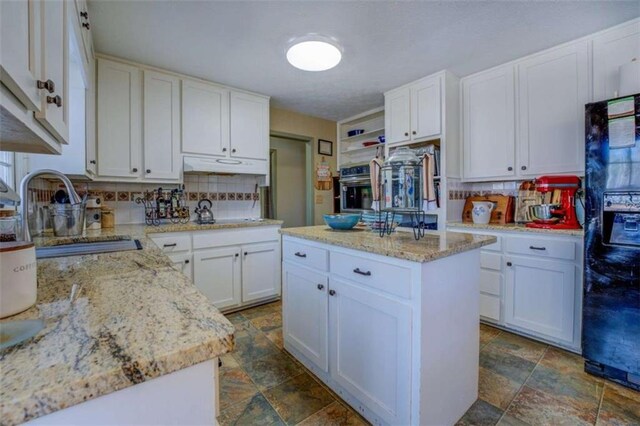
[[280, 226, 496, 426], [0, 225, 239, 426]]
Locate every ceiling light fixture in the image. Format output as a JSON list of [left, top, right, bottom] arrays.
[[286, 35, 342, 72]]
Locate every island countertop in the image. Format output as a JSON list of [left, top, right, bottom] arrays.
[[0, 227, 238, 425], [280, 225, 497, 263], [447, 221, 584, 237]]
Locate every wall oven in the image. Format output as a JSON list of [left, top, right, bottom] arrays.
[[339, 163, 373, 212]]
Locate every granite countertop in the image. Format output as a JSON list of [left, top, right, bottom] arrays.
[[0, 222, 252, 425], [446, 221, 584, 237], [280, 225, 497, 263], [32, 219, 284, 247]]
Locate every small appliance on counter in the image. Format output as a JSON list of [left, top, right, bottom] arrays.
[[0, 241, 37, 318], [194, 199, 215, 224], [525, 175, 581, 230]]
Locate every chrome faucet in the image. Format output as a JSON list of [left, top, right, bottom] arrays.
[[19, 169, 82, 242]]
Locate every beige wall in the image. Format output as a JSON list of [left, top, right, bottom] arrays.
[[270, 107, 337, 225]]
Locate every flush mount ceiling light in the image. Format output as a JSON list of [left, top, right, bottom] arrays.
[[286, 35, 342, 72]]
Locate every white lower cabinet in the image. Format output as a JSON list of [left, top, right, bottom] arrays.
[[282, 263, 329, 372], [241, 242, 281, 303], [328, 276, 411, 425], [448, 226, 583, 352], [167, 252, 193, 283], [194, 247, 241, 310], [283, 236, 481, 426], [504, 256, 576, 344]]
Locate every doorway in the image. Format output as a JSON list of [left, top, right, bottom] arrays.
[[265, 134, 313, 228]]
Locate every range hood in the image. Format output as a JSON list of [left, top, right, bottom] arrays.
[[183, 156, 267, 175]]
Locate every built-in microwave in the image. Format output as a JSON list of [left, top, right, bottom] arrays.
[[339, 163, 373, 212]]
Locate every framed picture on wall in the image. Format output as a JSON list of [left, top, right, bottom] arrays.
[[318, 139, 333, 156]]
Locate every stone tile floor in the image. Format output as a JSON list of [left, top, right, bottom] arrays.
[[218, 301, 640, 425]]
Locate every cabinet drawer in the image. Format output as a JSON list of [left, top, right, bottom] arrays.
[[330, 252, 412, 299], [506, 236, 575, 261], [481, 252, 502, 271], [480, 294, 500, 321], [150, 234, 191, 253], [480, 269, 501, 296], [283, 240, 328, 272]]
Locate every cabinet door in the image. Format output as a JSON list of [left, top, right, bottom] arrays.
[[504, 256, 576, 343], [74, 0, 94, 70], [517, 41, 589, 176], [283, 263, 329, 372], [593, 20, 640, 101], [411, 76, 441, 140], [384, 87, 411, 144], [97, 59, 142, 178], [462, 66, 516, 179], [241, 242, 281, 303], [85, 58, 96, 175], [35, 0, 69, 144], [193, 247, 241, 310], [143, 70, 180, 180], [0, 0, 42, 111], [182, 79, 229, 157], [168, 252, 193, 282], [229, 91, 268, 160], [329, 277, 411, 425]]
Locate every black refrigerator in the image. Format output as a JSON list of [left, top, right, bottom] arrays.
[[583, 93, 640, 390]]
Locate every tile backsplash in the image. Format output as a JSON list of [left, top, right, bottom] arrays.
[[48, 174, 262, 225]]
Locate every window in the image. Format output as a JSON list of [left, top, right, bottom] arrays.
[[0, 152, 15, 189]]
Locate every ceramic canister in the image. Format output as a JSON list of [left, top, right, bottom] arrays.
[[472, 201, 495, 225], [0, 241, 37, 318]]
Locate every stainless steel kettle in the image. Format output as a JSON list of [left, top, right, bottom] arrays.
[[195, 199, 215, 224]]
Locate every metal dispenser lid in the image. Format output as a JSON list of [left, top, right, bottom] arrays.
[[383, 147, 420, 166]]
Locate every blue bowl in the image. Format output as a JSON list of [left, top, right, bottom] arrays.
[[323, 214, 361, 230], [347, 129, 365, 138]]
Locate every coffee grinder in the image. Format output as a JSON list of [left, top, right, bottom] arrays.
[[526, 175, 582, 230]]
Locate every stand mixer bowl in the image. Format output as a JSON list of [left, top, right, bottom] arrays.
[[529, 204, 561, 221]]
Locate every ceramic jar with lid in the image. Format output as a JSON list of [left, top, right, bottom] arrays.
[[0, 241, 37, 318]]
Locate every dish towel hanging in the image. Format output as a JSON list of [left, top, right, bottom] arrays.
[[369, 156, 383, 211], [422, 153, 438, 212]]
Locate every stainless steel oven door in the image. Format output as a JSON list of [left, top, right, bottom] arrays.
[[340, 178, 373, 212]]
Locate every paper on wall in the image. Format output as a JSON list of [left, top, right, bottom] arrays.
[[609, 116, 637, 149]]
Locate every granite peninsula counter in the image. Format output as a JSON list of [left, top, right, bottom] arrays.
[[0, 220, 283, 425]]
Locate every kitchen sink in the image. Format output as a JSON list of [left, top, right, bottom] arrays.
[[35, 238, 143, 259]]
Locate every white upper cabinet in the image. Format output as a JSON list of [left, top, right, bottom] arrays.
[[85, 58, 97, 175], [181, 79, 229, 157], [97, 58, 142, 178], [34, 0, 69, 144], [0, 0, 42, 112], [462, 65, 516, 179], [593, 20, 640, 101], [385, 75, 442, 145], [385, 87, 411, 144], [411, 75, 441, 140], [229, 91, 269, 161], [143, 70, 181, 180], [73, 0, 94, 72], [517, 41, 589, 176]]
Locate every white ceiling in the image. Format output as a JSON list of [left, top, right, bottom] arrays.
[[88, 1, 639, 122]]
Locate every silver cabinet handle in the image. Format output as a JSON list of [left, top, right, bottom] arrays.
[[353, 268, 371, 276], [294, 252, 306, 258], [47, 95, 62, 107], [529, 246, 546, 251]]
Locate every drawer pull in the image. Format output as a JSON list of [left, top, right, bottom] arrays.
[[353, 268, 371, 276], [163, 243, 177, 248], [317, 284, 324, 290], [529, 246, 547, 251], [294, 252, 307, 258]]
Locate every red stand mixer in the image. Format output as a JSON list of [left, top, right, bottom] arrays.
[[526, 175, 582, 230]]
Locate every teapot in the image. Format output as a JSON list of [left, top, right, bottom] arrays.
[[195, 199, 215, 224], [472, 201, 495, 225]]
